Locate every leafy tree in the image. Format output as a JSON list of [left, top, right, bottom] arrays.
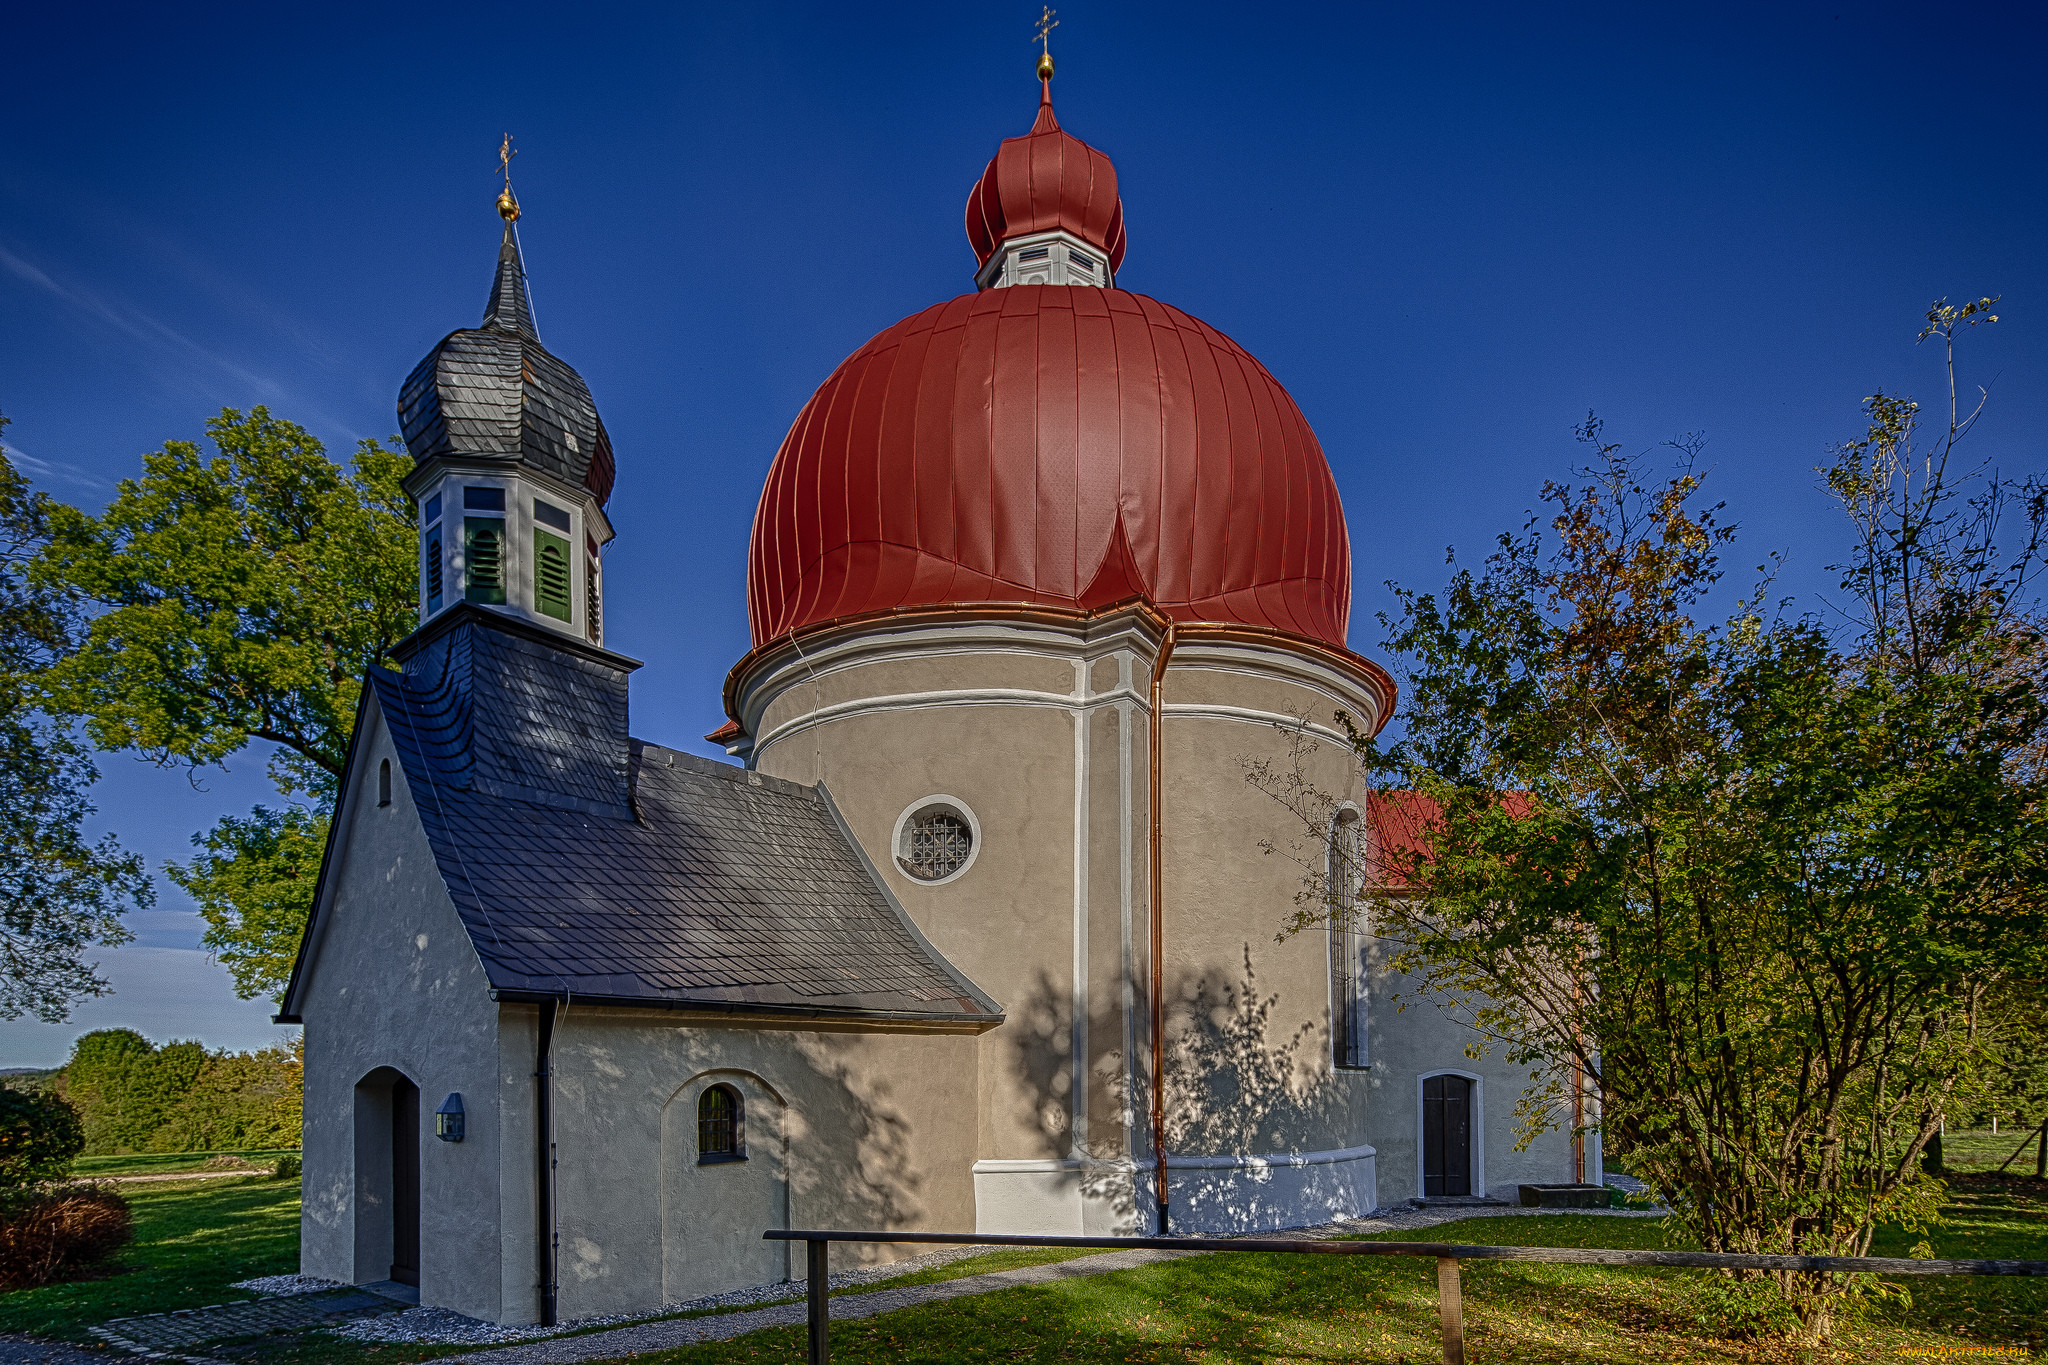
[[1252, 300, 2046, 1340], [0, 1087, 84, 1188], [168, 807, 327, 1003], [36, 408, 414, 1001], [0, 413, 148, 1022], [62, 1029, 159, 1154]]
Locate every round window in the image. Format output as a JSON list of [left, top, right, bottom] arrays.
[[893, 798, 979, 883]]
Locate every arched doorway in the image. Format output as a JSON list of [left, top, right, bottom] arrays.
[[1422, 1074, 1473, 1196], [354, 1068, 421, 1288]]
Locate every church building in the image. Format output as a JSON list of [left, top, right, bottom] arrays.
[[278, 56, 1597, 1327]]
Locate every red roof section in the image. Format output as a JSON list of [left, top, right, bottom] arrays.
[[746, 285, 1353, 649], [966, 84, 1127, 273], [1366, 791, 1537, 889]]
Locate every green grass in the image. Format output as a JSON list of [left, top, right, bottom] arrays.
[[71, 1150, 301, 1179], [8, 1170, 2041, 1364], [0, 1173, 299, 1340], [620, 1176, 2048, 1364], [1935, 1127, 2047, 1174]]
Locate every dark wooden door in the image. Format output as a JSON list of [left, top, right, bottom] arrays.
[[391, 1078, 420, 1286], [1423, 1074, 1473, 1196]]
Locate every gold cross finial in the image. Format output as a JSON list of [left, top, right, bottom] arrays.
[[496, 134, 520, 222], [1035, 6, 1058, 80]]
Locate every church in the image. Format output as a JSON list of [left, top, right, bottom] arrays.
[[277, 53, 1598, 1327]]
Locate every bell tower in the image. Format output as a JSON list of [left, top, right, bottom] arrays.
[[396, 142, 616, 645]]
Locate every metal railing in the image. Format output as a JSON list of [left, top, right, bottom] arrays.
[[764, 1228, 2048, 1365]]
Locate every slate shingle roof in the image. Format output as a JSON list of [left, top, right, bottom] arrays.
[[362, 659, 999, 1022], [397, 223, 617, 505]]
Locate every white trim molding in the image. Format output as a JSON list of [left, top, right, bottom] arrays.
[[1414, 1069, 1486, 1199]]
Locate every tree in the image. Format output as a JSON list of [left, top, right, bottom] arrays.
[[36, 408, 414, 1001], [0, 413, 148, 1022], [0, 1087, 84, 1189], [1251, 300, 2046, 1341]]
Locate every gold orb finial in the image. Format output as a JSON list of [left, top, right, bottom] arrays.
[[497, 133, 521, 222], [1034, 6, 1058, 81]]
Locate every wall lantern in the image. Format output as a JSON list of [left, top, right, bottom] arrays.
[[435, 1092, 465, 1142]]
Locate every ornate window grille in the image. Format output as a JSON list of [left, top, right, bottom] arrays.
[[898, 807, 973, 881]]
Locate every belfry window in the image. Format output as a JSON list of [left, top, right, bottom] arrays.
[[534, 527, 573, 622], [585, 535, 603, 645], [1330, 808, 1368, 1069], [422, 494, 443, 615], [698, 1085, 743, 1163], [464, 518, 506, 604]]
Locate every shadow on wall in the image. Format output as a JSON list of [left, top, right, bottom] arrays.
[[1004, 948, 1352, 1231]]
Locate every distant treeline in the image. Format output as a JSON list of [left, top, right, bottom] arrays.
[[19, 1030, 301, 1155]]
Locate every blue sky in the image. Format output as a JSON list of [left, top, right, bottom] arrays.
[[2, 1, 2042, 1066]]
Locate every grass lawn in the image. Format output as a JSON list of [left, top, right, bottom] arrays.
[[4, 1172, 2039, 1365], [0, 1174, 300, 1340], [1937, 1127, 2047, 1174], [72, 1150, 301, 1179], [621, 1175, 2047, 1365]]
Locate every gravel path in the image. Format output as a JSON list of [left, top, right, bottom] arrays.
[[443, 1201, 1668, 1364]]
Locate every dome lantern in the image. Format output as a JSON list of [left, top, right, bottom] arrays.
[[966, 80, 1126, 291]]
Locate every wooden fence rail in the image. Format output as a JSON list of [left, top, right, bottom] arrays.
[[764, 1228, 2048, 1365]]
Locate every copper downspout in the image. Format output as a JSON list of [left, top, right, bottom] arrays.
[[1148, 620, 1177, 1233]]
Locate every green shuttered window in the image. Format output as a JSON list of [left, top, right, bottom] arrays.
[[465, 518, 506, 604], [535, 527, 573, 622], [424, 527, 443, 614]]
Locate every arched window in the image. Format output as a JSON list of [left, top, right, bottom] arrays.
[[378, 759, 392, 808], [1330, 807, 1368, 1069], [697, 1085, 744, 1163]]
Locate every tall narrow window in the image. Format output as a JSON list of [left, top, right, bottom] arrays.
[[697, 1085, 743, 1163], [534, 528, 573, 622], [586, 535, 603, 645], [378, 759, 392, 807], [464, 518, 506, 604], [424, 527, 443, 614], [1330, 808, 1369, 1069]]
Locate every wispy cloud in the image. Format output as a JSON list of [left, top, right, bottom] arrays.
[[0, 435, 112, 491], [0, 239, 290, 402]]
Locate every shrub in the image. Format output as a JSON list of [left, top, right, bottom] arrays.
[[0, 1184, 133, 1289], [0, 1087, 84, 1188], [272, 1153, 300, 1180]]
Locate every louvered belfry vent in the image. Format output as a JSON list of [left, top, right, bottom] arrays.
[[535, 529, 573, 622], [465, 519, 506, 604]]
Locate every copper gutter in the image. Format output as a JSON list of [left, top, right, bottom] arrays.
[[1148, 618, 1176, 1233]]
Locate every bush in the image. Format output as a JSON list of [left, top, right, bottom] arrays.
[[0, 1184, 133, 1289], [0, 1088, 84, 1188], [272, 1153, 300, 1180]]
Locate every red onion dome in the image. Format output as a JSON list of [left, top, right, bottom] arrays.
[[746, 286, 1351, 649], [966, 86, 1126, 274]]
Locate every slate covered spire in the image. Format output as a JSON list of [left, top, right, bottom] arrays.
[[397, 209, 615, 506], [482, 222, 539, 340]]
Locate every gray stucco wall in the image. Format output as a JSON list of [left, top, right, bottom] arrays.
[[541, 1012, 982, 1319], [296, 698, 510, 1319]]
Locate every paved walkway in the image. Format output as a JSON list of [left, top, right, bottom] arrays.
[[88, 1288, 401, 1359], [447, 1204, 1667, 1365], [0, 1336, 114, 1365]]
